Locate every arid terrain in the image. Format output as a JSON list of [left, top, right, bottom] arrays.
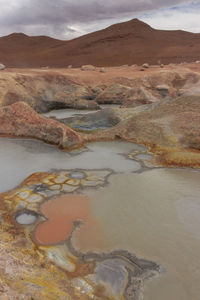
[[1, 21, 200, 298], [1, 18, 200, 67]]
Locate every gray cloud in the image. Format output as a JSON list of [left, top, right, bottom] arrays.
[[0, 0, 199, 39]]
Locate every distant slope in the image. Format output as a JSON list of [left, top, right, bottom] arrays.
[[0, 19, 200, 67], [0, 33, 64, 67]]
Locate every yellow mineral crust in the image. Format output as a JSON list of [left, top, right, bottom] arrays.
[[148, 146, 200, 168], [2, 169, 111, 212], [0, 169, 159, 299], [0, 169, 115, 299]]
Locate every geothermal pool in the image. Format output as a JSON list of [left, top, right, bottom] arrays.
[[1, 136, 200, 299], [43, 104, 120, 119]]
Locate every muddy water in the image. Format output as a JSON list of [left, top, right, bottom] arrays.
[[80, 169, 200, 300], [1, 135, 200, 299]]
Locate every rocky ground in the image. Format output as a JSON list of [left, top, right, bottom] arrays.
[[0, 62, 200, 167]]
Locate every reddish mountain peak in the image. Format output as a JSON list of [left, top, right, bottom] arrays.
[[107, 18, 153, 32], [123, 18, 151, 26]]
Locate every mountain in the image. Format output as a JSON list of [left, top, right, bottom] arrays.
[[0, 19, 200, 68]]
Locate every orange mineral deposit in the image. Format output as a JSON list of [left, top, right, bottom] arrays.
[[34, 194, 91, 245]]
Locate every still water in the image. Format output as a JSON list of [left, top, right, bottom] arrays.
[[0, 136, 200, 299], [84, 169, 200, 300], [0, 138, 142, 192], [43, 104, 120, 119]]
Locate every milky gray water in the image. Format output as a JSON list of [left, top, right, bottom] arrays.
[[1, 134, 200, 300], [43, 104, 120, 119], [83, 169, 200, 300], [0, 138, 142, 192]]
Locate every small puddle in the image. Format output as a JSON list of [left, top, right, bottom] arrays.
[[16, 210, 38, 225]]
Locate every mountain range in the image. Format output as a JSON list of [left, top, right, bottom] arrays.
[[0, 18, 200, 68]]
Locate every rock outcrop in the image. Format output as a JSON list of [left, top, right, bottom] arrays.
[[121, 87, 159, 108], [84, 95, 200, 167], [0, 63, 6, 70], [0, 73, 99, 113], [0, 102, 83, 149], [81, 65, 96, 71], [142, 63, 149, 68], [0, 65, 200, 113], [96, 84, 135, 104], [54, 84, 100, 110]]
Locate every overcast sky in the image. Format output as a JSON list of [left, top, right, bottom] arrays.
[[0, 0, 200, 40]]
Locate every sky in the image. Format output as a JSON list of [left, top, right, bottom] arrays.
[[0, 0, 200, 40]]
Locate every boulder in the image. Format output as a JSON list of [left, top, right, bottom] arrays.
[[0, 102, 83, 149], [95, 84, 135, 104], [91, 85, 106, 96], [156, 84, 170, 97], [142, 63, 149, 68], [0, 63, 6, 70], [156, 85, 170, 91], [99, 67, 106, 73], [122, 87, 158, 108], [54, 84, 90, 103], [74, 98, 100, 110], [54, 84, 100, 110], [81, 65, 96, 71]]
